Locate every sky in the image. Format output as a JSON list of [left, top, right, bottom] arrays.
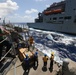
[[0, 0, 63, 23]]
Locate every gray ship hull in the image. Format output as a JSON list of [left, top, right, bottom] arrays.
[[27, 23, 76, 34]]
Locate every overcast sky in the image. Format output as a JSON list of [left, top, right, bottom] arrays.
[[0, 0, 62, 23]]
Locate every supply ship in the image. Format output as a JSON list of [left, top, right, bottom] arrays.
[[27, 0, 76, 34]]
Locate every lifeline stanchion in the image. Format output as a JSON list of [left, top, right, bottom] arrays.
[[11, 57, 16, 75], [14, 62, 16, 75]]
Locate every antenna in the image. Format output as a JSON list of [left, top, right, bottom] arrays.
[[3, 17, 5, 25]]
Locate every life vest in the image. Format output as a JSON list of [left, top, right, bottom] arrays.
[[29, 37, 34, 44], [43, 56, 48, 62], [50, 55, 54, 61]]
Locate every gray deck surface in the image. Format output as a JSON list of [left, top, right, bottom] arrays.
[[6, 48, 59, 75]]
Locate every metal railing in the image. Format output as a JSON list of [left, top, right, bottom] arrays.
[[0, 35, 16, 72], [0, 47, 13, 71], [0, 37, 7, 44]]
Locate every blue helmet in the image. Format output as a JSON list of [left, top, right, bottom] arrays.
[[44, 54, 47, 56], [26, 54, 28, 58], [35, 52, 38, 55]]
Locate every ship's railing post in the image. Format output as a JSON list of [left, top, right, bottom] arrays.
[[14, 62, 16, 75]]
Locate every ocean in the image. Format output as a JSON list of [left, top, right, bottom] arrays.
[[11, 23, 76, 64]]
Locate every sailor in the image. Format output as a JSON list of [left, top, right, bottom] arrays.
[[24, 54, 30, 72], [28, 36, 34, 50], [49, 52, 54, 70], [42, 54, 48, 67], [0, 26, 12, 60], [34, 51, 38, 67]]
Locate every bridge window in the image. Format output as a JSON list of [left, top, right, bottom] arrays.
[[64, 16, 71, 19], [59, 17, 63, 19], [53, 17, 57, 20]]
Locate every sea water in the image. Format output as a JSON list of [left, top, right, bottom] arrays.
[[14, 24, 76, 65]]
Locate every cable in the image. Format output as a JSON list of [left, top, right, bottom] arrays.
[[0, 37, 7, 44], [0, 47, 12, 62]]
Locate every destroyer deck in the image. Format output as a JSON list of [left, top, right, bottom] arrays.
[[6, 48, 60, 75]]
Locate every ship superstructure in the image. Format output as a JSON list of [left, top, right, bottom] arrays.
[[27, 0, 76, 34]]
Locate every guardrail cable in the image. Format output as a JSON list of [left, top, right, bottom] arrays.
[[0, 37, 7, 44], [0, 46, 13, 71], [0, 47, 12, 62]]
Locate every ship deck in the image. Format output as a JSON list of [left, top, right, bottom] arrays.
[[6, 48, 60, 75]]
